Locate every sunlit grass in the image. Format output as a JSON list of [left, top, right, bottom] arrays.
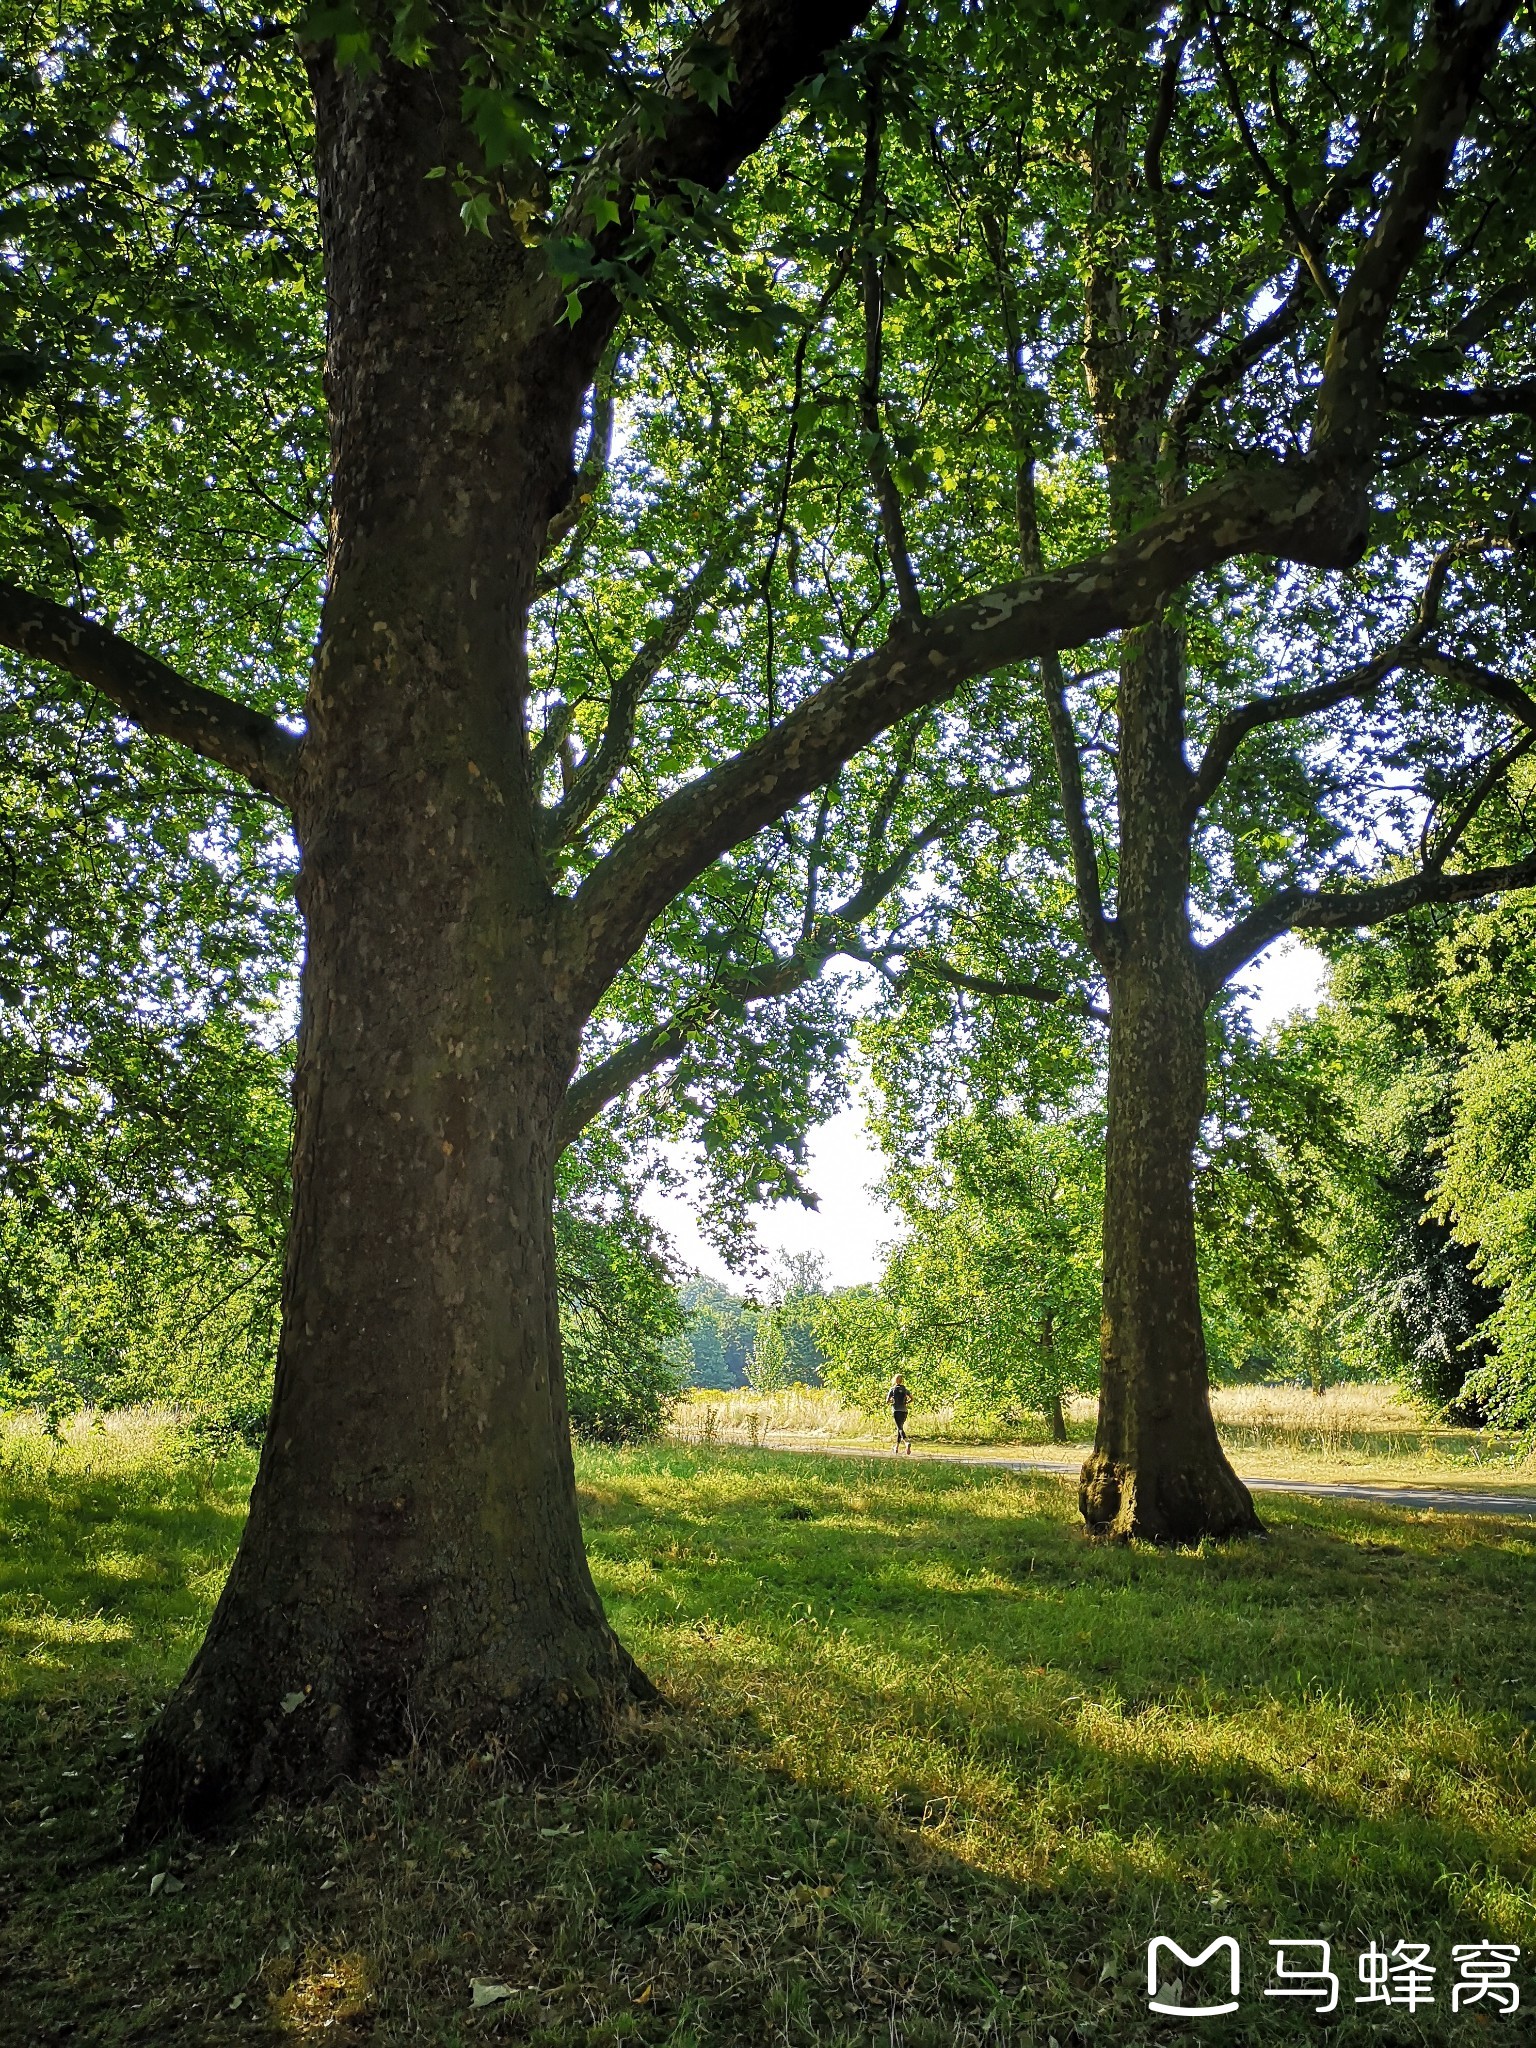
[[2, 1415, 1534, 2044]]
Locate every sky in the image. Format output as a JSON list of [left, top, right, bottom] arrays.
[[639, 936, 1333, 1292]]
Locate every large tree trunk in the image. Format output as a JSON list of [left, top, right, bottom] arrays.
[[131, 48, 643, 1839], [132, 935, 647, 1833], [1077, 619, 1261, 1544], [1078, 952, 1261, 1541]]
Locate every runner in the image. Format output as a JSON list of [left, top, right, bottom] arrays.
[[884, 1373, 913, 1454]]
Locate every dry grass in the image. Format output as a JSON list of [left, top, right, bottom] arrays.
[[671, 1387, 870, 1446]]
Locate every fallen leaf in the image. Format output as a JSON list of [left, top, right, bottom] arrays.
[[280, 1693, 306, 1715], [148, 1871, 185, 1897], [469, 1979, 514, 2009]]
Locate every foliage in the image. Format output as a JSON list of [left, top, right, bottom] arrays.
[[819, 1113, 1102, 1431], [0, 988, 292, 1433], [5, 0, 1536, 1564], [759, 1250, 829, 1388], [0, 0, 324, 698], [5, 1415, 1535, 2044], [1193, 1008, 1352, 1383], [1256, 854, 1536, 1421], [680, 1254, 828, 1393], [1435, 1040, 1536, 1429], [553, 1134, 689, 1445], [0, 1060, 689, 1449], [1274, 947, 1503, 1410], [679, 1276, 757, 1391], [743, 1309, 792, 1394]]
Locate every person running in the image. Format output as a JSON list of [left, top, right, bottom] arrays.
[[884, 1373, 912, 1453]]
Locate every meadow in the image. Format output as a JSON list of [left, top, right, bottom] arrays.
[[2, 1409, 1534, 2046]]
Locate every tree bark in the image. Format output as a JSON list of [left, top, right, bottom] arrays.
[[1077, 618, 1261, 1543], [130, 45, 644, 1839]]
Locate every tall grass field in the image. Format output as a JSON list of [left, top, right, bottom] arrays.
[[1, 1410, 1533, 2044]]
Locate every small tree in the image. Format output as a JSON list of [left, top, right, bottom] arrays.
[[746, 1311, 793, 1393]]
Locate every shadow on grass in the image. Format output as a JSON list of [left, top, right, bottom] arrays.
[[2, 1438, 1532, 2046], [0, 1452, 251, 1691]]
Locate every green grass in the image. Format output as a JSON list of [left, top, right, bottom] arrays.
[[2, 1415, 1534, 2046]]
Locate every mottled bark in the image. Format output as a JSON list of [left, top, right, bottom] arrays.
[[131, 47, 636, 1838], [1077, 619, 1260, 1543], [1080, 960, 1261, 1541]]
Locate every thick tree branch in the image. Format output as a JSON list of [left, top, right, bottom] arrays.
[[851, 943, 1110, 1023], [1202, 850, 1536, 993], [990, 224, 1116, 973], [1388, 376, 1536, 421], [1425, 730, 1536, 871], [556, 1011, 706, 1148], [1205, 8, 1337, 303], [530, 695, 580, 783], [562, 450, 1370, 1008], [1144, 14, 1191, 199], [534, 373, 617, 598], [556, 773, 1004, 1143], [1411, 649, 1536, 734], [532, 0, 875, 391], [1189, 645, 1407, 814], [1191, 531, 1536, 813], [0, 580, 302, 805], [1164, 264, 1311, 469], [1312, 0, 1517, 464], [857, 21, 922, 619], [1040, 649, 1115, 970]]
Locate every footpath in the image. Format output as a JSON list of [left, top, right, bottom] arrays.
[[759, 1438, 1536, 1520]]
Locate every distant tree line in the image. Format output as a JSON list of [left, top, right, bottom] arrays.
[[680, 1253, 829, 1393]]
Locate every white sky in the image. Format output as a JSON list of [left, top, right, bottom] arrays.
[[641, 937, 1332, 1291]]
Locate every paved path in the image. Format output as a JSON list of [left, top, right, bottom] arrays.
[[763, 1441, 1536, 1520]]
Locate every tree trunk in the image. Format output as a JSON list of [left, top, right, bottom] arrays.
[[133, 920, 647, 1833], [1041, 1309, 1068, 1442], [1079, 954, 1261, 1540], [1077, 618, 1261, 1543], [131, 49, 645, 1838]]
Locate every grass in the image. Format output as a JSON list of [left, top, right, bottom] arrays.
[[3, 1411, 1535, 2045], [675, 1383, 1536, 1492]]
